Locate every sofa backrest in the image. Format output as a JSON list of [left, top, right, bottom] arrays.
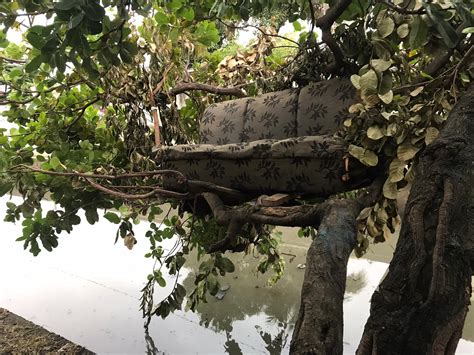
[[199, 78, 356, 144]]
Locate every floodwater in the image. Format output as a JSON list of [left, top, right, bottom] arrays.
[[0, 196, 472, 354]]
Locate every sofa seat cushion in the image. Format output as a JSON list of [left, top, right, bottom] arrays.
[[161, 136, 371, 196]]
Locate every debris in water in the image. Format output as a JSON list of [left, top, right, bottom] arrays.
[[215, 285, 231, 300], [297, 263, 306, 269]]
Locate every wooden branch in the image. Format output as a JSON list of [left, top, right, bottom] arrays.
[[316, 0, 352, 30], [0, 55, 26, 64], [315, 0, 352, 72], [168, 83, 246, 98], [202, 192, 328, 228], [11, 165, 187, 181], [216, 19, 301, 46], [65, 97, 102, 132]]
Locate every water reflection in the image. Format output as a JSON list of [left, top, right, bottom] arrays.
[[182, 251, 304, 334], [0, 196, 472, 353], [256, 322, 290, 355]]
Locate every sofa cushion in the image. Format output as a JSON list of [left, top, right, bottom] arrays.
[[242, 88, 299, 141], [161, 136, 371, 196], [199, 78, 357, 145], [297, 78, 356, 136], [200, 97, 250, 144]]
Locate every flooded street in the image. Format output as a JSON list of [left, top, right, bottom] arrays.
[[0, 196, 472, 354]]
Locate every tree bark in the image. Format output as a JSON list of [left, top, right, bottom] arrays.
[[357, 84, 474, 354], [290, 199, 361, 354]]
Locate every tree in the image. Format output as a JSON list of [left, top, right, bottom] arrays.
[[0, 0, 472, 353]]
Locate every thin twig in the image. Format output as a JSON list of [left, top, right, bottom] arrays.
[[217, 19, 300, 47]]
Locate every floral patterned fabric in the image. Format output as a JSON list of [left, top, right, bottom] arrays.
[[199, 78, 356, 144], [161, 79, 367, 196]]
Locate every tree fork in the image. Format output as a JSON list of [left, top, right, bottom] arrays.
[[357, 84, 474, 354]]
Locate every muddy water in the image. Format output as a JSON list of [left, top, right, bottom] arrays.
[[0, 196, 472, 354]]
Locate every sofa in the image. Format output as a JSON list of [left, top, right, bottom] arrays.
[[160, 78, 374, 198]]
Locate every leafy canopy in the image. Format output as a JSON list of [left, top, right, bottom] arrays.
[[0, 0, 472, 322]]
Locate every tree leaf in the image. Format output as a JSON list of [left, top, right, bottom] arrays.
[[383, 180, 397, 200], [397, 141, 421, 161], [367, 125, 384, 140], [104, 212, 121, 224], [389, 158, 405, 183], [370, 59, 391, 73], [378, 90, 393, 104], [397, 23, 409, 38], [409, 17, 428, 48], [26, 31, 45, 49], [434, 21, 459, 49], [55, 0, 79, 11], [425, 127, 439, 145], [69, 12, 85, 29], [359, 69, 378, 94], [84, 2, 105, 21], [219, 257, 235, 273], [350, 74, 360, 89], [377, 17, 395, 38], [348, 145, 379, 167]]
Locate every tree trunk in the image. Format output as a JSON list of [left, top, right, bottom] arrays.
[[290, 199, 360, 354], [357, 85, 474, 354]]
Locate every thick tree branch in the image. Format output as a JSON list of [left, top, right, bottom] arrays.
[[316, 0, 352, 30], [315, 0, 352, 72]]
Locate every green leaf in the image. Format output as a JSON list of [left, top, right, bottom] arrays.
[[69, 12, 85, 29], [154, 11, 169, 25], [239, 6, 250, 21], [85, 208, 99, 225], [178, 7, 195, 21], [293, 21, 302, 31], [219, 257, 235, 273], [168, 0, 183, 10], [25, 55, 44, 73], [50, 156, 61, 169], [55, 0, 79, 11], [157, 276, 166, 287], [104, 212, 120, 224], [409, 17, 428, 48], [26, 31, 45, 49], [434, 21, 458, 49], [84, 2, 105, 21], [0, 136, 8, 145], [462, 27, 474, 34], [377, 17, 395, 38], [0, 181, 13, 197]]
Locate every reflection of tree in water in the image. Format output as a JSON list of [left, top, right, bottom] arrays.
[[182, 254, 305, 334], [256, 321, 290, 355], [345, 270, 367, 295], [224, 331, 243, 355], [145, 329, 164, 355]]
